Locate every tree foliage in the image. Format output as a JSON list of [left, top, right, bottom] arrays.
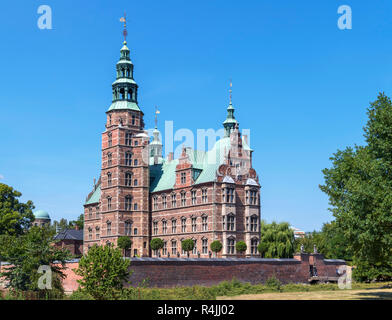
[[235, 241, 247, 253], [320, 93, 392, 281], [0, 183, 34, 236], [210, 240, 223, 253], [257, 221, 295, 258], [150, 238, 164, 251], [0, 225, 71, 293], [295, 222, 353, 260], [181, 239, 194, 256], [74, 244, 131, 300]]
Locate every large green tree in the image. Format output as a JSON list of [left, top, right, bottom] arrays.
[[258, 221, 295, 258], [320, 93, 392, 281], [75, 244, 131, 300], [0, 183, 34, 236], [0, 225, 72, 293]]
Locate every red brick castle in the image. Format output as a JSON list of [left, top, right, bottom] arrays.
[[83, 36, 261, 258]]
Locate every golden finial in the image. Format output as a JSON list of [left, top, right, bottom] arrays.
[[120, 12, 128, 43], [155, 106, 160, 128]]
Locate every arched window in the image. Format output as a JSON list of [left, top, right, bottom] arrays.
[[181, 217, 187, 233], [171, 193, 176, 207], [88, 227, 92, 240], [120, 88, 125, 99], [134, 179, 138, 186], [127, 89, 132, 100]]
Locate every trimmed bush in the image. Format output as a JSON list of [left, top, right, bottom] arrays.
[[236, 241, 247, 253], [182, 239, 195, 257], [210, 240, 223, 255]]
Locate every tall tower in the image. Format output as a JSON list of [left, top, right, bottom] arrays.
[[100, 17, 150, 257], [223, 81, 238, 137]]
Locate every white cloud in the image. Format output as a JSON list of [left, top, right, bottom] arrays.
[[0, 174, 4, 180]]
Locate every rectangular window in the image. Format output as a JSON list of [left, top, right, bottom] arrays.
[[172, 219, 177, 233], [192, 217, 197, 232], [227, 239, 235, 254], [88, 229, 92, 240], [181, 218, 186, 233], [192, 240, 197, 255], [125, 152, 132, 166], [225, 188, 234, 203], [107, 173, 112, 187], [162, 241, 167, 255], [88, 208, 92, 219], [171, 194, 176, 207], [96, 206, 100, 218], [227, 215, 235, 231], [251, 239, 258, 254], [153, 197, 158, 210], [171, 240, 177, 255], [202, 239, 208, 254], [107, 198, 112, 210], [95, 228, 100, 239], [107, 153, 112, 166], [191, 190, 197, 205], [181, 172, 186, 184], [162, 221, 167, 234], [202, 216, 208, 231], [162, 195, 167, 209], [181, 192, 186, 206], [125, 132, 132, 146], [125, 221, 132, 235], [202, 189, 208, 203], [125, 197, 132, 211], [251, 216, 258, 232], [107, 222, 112, 236], [108, 133, 112, 147], [153, 221, 158, 235]]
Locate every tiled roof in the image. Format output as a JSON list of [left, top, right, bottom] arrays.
[[54, 229, 83, 241]]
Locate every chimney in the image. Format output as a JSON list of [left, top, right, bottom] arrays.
[[168, 152, 174, 161]]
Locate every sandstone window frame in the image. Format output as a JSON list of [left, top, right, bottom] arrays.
[[153, 221, 158, 235], [171, 219, 177, 234], [202, 215, 208, 231], [107, 196, 112, 211], [181, 217, 186, 233], [162, 219, 167, 234], [125, 195, 132, 211], [227, 237, 235, 254], [202, 188, 208, 203], [250, 215, 258, 232], [171, 239, 177, 255], [251, 237, 259, 254], [107, 172, 112, 187], [191, 217, 197, 232], [125, 152, 132, 166], [162, 194, 167, 209], [180, 191, 186, 207], [107, 152, 112, 166], [202, 238, 208, 254], [171, 193, 177, 207], [191, 190, 197, 205], [226, 213, 235, 231]]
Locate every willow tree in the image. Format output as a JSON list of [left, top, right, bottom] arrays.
[[258, 221, 295, 258]]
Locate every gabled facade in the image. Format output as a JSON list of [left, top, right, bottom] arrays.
[[83, 38, 261, 258]]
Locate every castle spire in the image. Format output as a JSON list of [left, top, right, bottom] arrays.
[[107, 16, 141, 113], [223, 80, 238, 136]]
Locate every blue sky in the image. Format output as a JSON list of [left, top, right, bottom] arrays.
[[1, 0, 392, 231]]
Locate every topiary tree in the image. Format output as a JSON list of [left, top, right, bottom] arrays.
[[210, 240, 223, 257], [150, 238, 164, 256], [117, 236, 132, 257], [235, 241, 247, 254], [74, 244, 131, 300], [181, 239, 194, 258]]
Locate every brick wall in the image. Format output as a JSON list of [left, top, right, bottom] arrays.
[[57, 253, 345, 293]]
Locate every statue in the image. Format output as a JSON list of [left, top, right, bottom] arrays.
[[300, 244, 304, 253]]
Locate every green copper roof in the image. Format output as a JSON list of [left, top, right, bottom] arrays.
[[85, 185, 101, 205], [34, 210, 50, 220], [108, 101, 141, 112]]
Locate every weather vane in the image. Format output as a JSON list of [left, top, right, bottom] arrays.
[[120, 12, 128, 42], [155, 107, 160, 128]]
